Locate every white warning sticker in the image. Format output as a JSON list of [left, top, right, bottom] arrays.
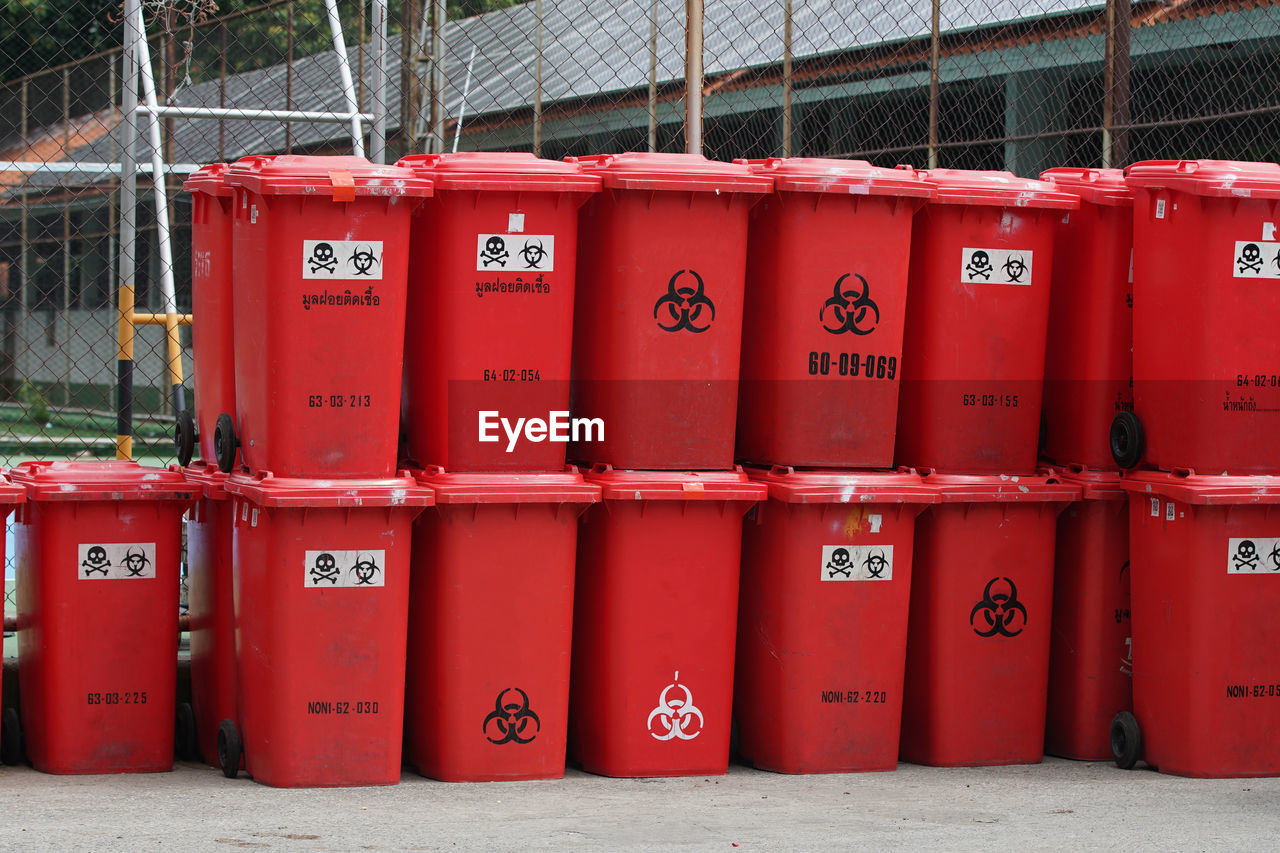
[[477, 233, 555, 273], [960, 248, 1033, 285], [1232, 241, 1280, 279], [301, 240, 383, 280], [78, 543, 157, 580], [820, 545, 893, 582], [304, 550, 386, 588], [1165, 501, 1176, 522], [1227, 538, 1280, 574], [1150, 497, 1160, 518]]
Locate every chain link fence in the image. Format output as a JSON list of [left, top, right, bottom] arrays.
[[2, 0, 1279, 617]]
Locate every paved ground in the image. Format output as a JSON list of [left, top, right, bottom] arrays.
[[2, 758, 1278, 851]]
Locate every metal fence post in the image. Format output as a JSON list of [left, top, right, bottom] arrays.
[[782, 0, 792, 158], [533, 0, 543, 156], [928, 0, 940, 169], [370, 0, 388, 163], [685, 0, 703, 155], [117, 0, 139, 459], [1103, 0, 1132, 168]]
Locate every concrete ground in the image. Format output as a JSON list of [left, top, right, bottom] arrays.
[[1, 758, 1278, 851]]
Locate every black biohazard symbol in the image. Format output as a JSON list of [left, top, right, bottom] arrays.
[[348, 245, 380, 276], [81, 545, 110, 577], [520, 239, 547, 269], [480, 236, 509, 267], [970, 577, 1028, 638], [122, 547, 151, 578], [820, 273, 880, 336], [1002, 255, 1028, 283], [965, 250, 992, 280], [308, 242, 337, 274], [863, 549, 889, 579], [1234, 540, 1260, 572], [654, 269, 715, 333], [826, 548, 853, 578], [310, 552, 340, 585], [1269, 543, 1280, 572], [482, 687, 540, 745], [1237, 243, 1263, 274], [350, 554, 382, 586]]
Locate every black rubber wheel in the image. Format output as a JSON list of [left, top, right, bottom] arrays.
[[1110, 411, 1145, 470], [174, 409, 196, 467], [217, 718, 241, 778], [1, 706, 23, 766], [1111, 711, 1142, 770], [175, 702, 198, 762], [213, 413, 238, 474]]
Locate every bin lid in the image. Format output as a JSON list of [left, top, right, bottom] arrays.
[[736, 158, 934, 199], [223, 471, 433, 508], [0, 473, 24, 506], [1124, 159, 1280, 199], [226, 154, 432, 199], [918, 470, 1081, 503], [10, 460, 199, 502], [585, 466, 768, 502], [183, 162, 233, 198], [916, 169, 1078, 210], [395, 152, 602, 193], [175, 461, 230, 501], [745, 466, 940, 504], [565, 153, 773, 194], [1038, 167, 1133, 207], [1119, 470, 1280, 505], [1053, 464, 1126, 501], [413, 466, 601, 504]]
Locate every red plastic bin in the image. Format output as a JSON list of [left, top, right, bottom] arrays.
[[735, 467, 938, 773], [568, 154, 773, 470], [735, 159, 934, 468], [900, 471, 1078, 766], [895, 170, 1077, 475], [1119, 470, 1280, 777], [395, 153, 601, 471], [1044, 467, 1131, 761], [404, 468, 600, 781], [1122, 160, 1280, 473], [223, 155, 432, 477], [0, 473, 24, 762], [223, 472, 432, 787], [569, 467, 766, 776], [1038, 168, 1134, 470], [11, 461, 197, 774], [181, 461, 236, 769]]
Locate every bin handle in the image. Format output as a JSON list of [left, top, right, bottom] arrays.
[[768, 464, 795, 476], [329, 169, 356, 203]]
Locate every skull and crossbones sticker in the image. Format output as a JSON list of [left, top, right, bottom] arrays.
[[308, 242, 337, 274], [961, 247, 1034, 285], [304, 549, 387, 588], [1231, 241, 1280, 279], [77, 543, 156, 580], [474, 233, 556, 272], [310, 552, 341, 585], [1238, 243, 1263, 275], [825, 548, 853, 578], [480, 236, 509, 268], [302, 240, 385, 280], [1227, 538, 1280, 573], [966, 250, 993, 280], [820, 544, 894, 581], [81, 545, 111, 577]]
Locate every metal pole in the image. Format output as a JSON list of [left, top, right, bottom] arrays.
[[533, 0, 543, 156], [370, 0, 388, 163], [928, 0, 940, 169], [118, 0, 139, 459], [782, 0, 792, 158], [1103, 0, 1132, 168], [108, 57, 117, 322], [62, 67, 72, 408], [685, 0, 703, 155], [453, 45, 477, 153], [218, 20, 227, 161], [430, 0, 446, 154], [19, 80, 28, 319], [325, 0, 366, 157], [648, 0, 658, 152], [286, 0, 295, 154]]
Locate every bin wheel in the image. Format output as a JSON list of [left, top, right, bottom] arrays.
[[1, 706, 23, 766], [175, 702, 198, 762], [1110, 411, 1144, 470], [217, 718, 241, 778], [175, 410, 196, 467], [213, 413, 238, 474], [1111, 711, 1142, 770]]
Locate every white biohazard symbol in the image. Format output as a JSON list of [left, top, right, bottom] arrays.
[[646, 671, 704, 741]]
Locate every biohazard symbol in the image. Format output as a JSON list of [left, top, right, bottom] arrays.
[[480, 236, 509, 267], [825, 548, 853, 578], [970, 577, 1028, 638], [308, 242, 337, 274], [863, 549, 889, 579], [1002, 255, 1028, 283], [310, 552, 340, 585], [1238, 243, 1263, 274], [348, 244, 380, 276], [81, 545, 111, 577], [349, 553, 382, 586], [1234, 540, 1259, 572], [965, 250, 992, 280], [654, 269, 715, 333], [647, 671, 704, 741], [820, 273, 879, 336], [520, 239, 547, 269], [1270, 543, 1280, 572], [482, 687, 540, 745], [122, 547, 151, 578]]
